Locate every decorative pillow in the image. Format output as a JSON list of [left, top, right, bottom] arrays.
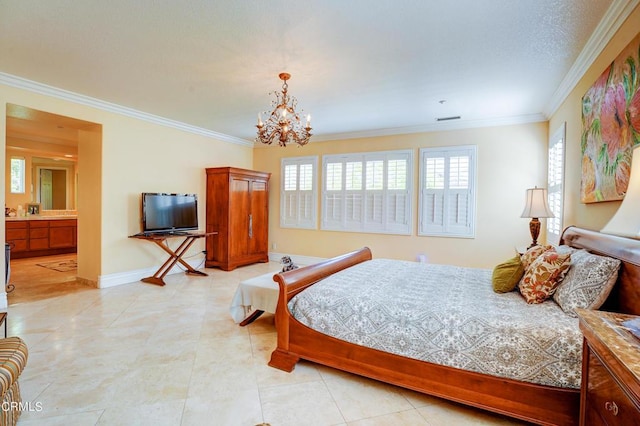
[[520, 245, 553, 271], [518, 250, 572, 304], [553, 249, 621, 316], [492, 255, 525, 293]]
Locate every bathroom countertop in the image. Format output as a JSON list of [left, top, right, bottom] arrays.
[[5, 215, 77, 221]]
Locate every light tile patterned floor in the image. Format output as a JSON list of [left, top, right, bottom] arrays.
[[8, 259, 530, 425]]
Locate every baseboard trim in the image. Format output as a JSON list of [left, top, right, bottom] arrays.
[[97, 253, 324, 288], [98, 258, 204, 288]]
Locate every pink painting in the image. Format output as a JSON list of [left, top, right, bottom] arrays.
[[581, 32, 640, 203]]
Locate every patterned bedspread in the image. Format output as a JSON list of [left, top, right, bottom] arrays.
[[288, 259, 582, 389]]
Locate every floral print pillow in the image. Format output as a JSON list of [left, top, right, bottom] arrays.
[[519, 250, 572, 304], [520, 245, 553, 271]]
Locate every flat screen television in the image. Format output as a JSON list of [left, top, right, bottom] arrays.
[[141, 193, 198, 234]]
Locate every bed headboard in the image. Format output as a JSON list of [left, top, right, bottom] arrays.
[[560, 226, 640, 315]]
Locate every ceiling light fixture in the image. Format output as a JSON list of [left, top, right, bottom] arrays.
[[256, 73, 312, 147]]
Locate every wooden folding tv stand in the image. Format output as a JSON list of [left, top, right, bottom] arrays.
[[129, 231, 215, 286]]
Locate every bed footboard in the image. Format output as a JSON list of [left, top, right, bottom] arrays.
[[268, 247, 372, 372]]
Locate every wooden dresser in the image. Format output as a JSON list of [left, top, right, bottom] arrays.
[[205, 167, 270, 271], [577, 309, 640, 425]]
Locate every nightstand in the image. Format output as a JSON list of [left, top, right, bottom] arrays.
[[576, 309, 640, 425]]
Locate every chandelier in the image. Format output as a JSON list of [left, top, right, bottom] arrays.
[[256, 72, 312, 147]]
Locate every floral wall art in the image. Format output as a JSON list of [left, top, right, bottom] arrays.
[[581, 32, 640, 203]]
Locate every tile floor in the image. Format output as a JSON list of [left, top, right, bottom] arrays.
[[8, 259, 530, 425]]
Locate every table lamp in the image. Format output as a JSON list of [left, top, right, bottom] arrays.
[[521, 186, 554, 248], [601, 145, 640, 239]]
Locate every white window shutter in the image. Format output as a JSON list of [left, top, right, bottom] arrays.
[[547, 123, 565, 245], [281, 156, 318, 229], [321, 150, 413, 235], [421, 190, 445, 234], [446, 189, 472, 235], [322, 193, 344, 230], [345, 193, 363, 225], [419, 146, 476, 238]]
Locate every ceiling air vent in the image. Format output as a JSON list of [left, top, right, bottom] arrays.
[[436, 116, 461, 121]]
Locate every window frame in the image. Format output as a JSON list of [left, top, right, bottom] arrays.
[[280, 156, 318, 229], [418, 145, 477, 238], [546, 123, 566, 246], [321, 149, 413, 235], [10, 156, 26, 194]]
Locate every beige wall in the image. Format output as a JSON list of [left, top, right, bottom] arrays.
[[254, 122, 549, 268], [77, 126, 102, 282], [1, 83, 253, 285], [549, 4, 640, 231], [99, 114, 251, 276]]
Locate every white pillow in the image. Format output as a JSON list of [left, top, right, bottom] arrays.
[[553, 249, 621, 316]]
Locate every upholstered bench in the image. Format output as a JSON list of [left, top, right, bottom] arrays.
[[0, 337, 28, 426], [229, 272, 280, 326]]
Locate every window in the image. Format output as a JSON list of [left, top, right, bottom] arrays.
[[547, 123, 566, 245], [281, 156, 318, 229], [419, 145, 477, 237], [10, 157, 26, 194], [321, 150, 413, 234]]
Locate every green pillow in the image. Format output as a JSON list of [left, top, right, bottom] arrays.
[[492, 255, 525, 293]]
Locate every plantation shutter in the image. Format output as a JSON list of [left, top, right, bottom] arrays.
[[419, 146, 476, 238], [321, 150, 413, 234], [280, 156, 318, 229], [547, 124, 565, 245]]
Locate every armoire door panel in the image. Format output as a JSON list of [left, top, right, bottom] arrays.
[[249, 180, 269, 255], [229, 177, 251, 259]]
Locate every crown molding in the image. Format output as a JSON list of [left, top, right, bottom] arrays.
[[544, 0, 640, 117], [0, 72, 253, 147]]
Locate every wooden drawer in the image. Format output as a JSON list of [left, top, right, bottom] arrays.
[[29, 220, 49, 228], [50, 219, 76, 227], [6, 221, 27, 229], [30, 228, 49, 239], [6, 228, 27, 240], [586, 351, 640, 425]]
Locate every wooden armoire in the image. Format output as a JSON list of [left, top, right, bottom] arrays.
[[205, 167, 271, 271]]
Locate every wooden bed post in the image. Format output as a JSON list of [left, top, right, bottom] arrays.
[[268, 273, 299, 372]]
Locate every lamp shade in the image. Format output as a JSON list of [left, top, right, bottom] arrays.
[[601, 145, 640, 239], [520, 187, 554, 218]]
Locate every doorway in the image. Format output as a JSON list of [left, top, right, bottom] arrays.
[[5, 104, 98, 303]]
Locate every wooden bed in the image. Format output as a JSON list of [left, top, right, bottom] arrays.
[[268, 226, 640, 426]]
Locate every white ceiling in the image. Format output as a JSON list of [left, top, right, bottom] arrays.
[[0, 0, 623, 143]]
